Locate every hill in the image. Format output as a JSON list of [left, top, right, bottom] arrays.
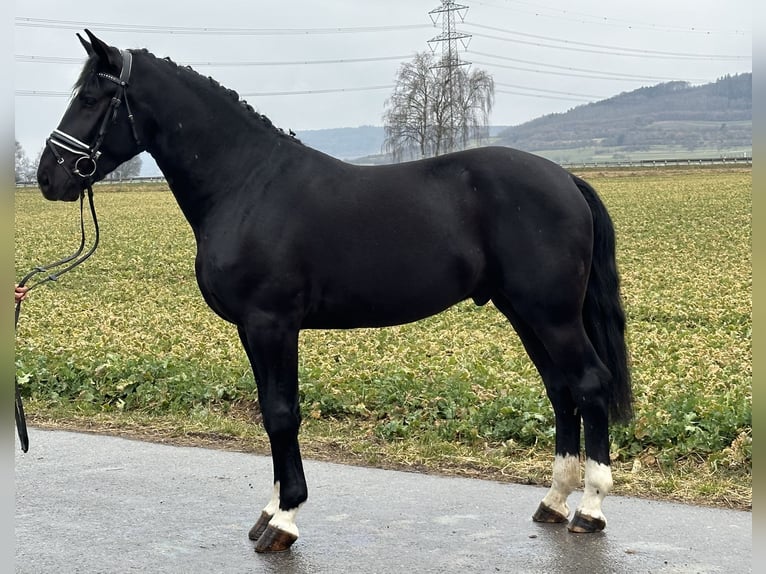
[[494, 73, 751, 164], [295, 126, 386, 160]]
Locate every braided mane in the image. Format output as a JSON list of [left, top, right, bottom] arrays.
[[75, 48, 301, 144]]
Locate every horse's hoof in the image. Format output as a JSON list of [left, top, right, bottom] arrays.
[[532, 502, 568, 523], [568, 510, 606, 533], [248, 511, 273, 541], [254, 524, 298, 553]]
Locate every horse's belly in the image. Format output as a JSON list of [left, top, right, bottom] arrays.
[[302, 295, 460, 329], [302, 255, 484, 329]]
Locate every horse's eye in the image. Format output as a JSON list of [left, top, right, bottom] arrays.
[[81, 95, 98, 107]]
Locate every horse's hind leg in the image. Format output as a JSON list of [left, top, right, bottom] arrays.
[[493, 296, 613, 532], [238, 322, 306, 552], [565, 349, 613, 533], [493, 297, 581, 523], [533, 387, 582, 525], [538, 322, 613, 533]]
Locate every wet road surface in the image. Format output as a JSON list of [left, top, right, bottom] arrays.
[[15, 428, 751, 573]]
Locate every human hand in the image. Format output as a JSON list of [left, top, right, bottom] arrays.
[[15, 285, 29, 304]]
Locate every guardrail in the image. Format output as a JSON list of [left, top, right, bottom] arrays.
[[564, 156, 752, 169]]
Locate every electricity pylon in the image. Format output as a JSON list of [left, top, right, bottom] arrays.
[[428, 1, 472, 153]]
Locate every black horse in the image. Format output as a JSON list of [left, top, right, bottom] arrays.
[[37, 30, 631, 553]]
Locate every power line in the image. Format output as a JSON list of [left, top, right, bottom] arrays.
[[15, 54, 415, 67], [14, 49, 733, 86], [189, 56, 411, 68], [14, 86, 592, 105], [15, 85, 396, 99], [495, 89, 591, 102], [14, 12, 749, 112], [470, 51, 710, 82], [472, 0, 751, 36], [466, 26, 750, 61], [14, 17, 431, 36], [474, 59, 691, 82], [494, 81, 604, 99], [16, 15, 749, 61], [241, 85, 394, 97], [466, 22, 750, 59], [14, 50, 716, 100], [15, 90, 72, 98]]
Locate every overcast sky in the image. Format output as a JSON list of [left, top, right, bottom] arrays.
[[14, 0, 752, 157]]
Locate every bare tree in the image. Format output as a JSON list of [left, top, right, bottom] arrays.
[[383, 52, 494, 161], [15, 140, 32, 183], [383, 53, 437, 161], [105, 154, 143, 181], [455, 67, 495, 149]]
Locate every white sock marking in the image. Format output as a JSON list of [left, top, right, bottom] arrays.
[[261, 481, 302, 537], [577, 458, 613, 523], [270, 507, 301, 538], [541, 454, 581, 517], [263, 481, 280, 516]]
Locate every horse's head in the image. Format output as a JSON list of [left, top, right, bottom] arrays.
[[37, 29, 144, 201]]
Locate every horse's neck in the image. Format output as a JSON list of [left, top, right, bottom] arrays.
[[137, 61, 290, 232]]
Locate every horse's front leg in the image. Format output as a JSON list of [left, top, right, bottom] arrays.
[[238, 322, 306, 552]]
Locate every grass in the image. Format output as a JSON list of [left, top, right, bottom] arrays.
[[14, 165, 751, 510]]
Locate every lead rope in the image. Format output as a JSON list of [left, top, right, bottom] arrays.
[[14, 184, 100, 452]]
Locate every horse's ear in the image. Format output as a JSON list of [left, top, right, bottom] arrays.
[[77, 33, 94, 56], [83, 29, 121, 70]]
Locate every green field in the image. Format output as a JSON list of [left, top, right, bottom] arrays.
[[14, 166, 751, 509]]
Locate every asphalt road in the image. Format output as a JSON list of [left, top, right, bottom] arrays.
[[15, 428, 751, 573]]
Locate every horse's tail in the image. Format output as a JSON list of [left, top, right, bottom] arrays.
[[573, 174, 633, 424]]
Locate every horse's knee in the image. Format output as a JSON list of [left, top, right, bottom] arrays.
[[261, 403, 302, 438]]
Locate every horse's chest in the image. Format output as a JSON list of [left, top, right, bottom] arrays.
[[193, 235, 296, 324], [192, 241, 249, 323]]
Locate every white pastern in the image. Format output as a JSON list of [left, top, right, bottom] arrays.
[[263, 481, 280, 516], [577, 459, 613, 522], [269, 507, 301, 538], [541, 454, 581, 517], [262, 481, 302, 537]]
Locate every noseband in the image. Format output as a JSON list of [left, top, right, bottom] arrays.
[[46, 49, 141, 181]]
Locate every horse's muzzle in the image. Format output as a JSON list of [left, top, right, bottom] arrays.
[[37, 164, 85, 202]]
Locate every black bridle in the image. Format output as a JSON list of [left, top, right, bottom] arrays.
[[46, 49, 141, 183], [15, 49, 140, 453]]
